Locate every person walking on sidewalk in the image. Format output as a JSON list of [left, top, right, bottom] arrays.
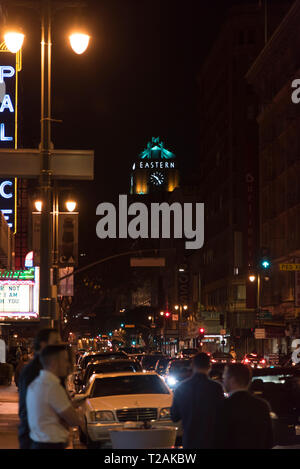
[[18, 328, 61, 449], [26, 344, 84, 449], [170, 352, 224, 449]]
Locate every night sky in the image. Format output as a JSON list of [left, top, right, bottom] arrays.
[[13, 0, 252, 260]]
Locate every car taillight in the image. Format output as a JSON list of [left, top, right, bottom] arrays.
[[211, 359, 216, 363], [244, 359, 250, 364], [260, 359, 266, 364]]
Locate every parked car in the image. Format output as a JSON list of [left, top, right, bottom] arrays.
[[242, 353, 267, 368], [210, 352, 236, 364], [163, 359, 192, 389], [74, 359, 142, 392], [73, 372, 178, 447], [250, 367, 300, 446]]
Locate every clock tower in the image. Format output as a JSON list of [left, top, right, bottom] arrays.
[[130, 137, 179, 195]]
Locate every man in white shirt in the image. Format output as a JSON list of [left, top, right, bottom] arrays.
[[26, 344, 84, 449]]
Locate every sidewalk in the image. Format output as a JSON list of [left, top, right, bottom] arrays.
[[0, 382, 19, 449]]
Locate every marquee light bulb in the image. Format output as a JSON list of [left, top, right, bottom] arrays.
[[4, 32, 24, 53], [69, 33, 90, 54]]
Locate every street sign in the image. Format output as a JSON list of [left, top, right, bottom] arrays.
[[255, 328, 266, 339], [220, 329, 226, 335], [279, 263, 300, 271], [0, 149, 94, 180], [130, 257, 165, 267], [124, 324, 135, 328], [172, 314, 179, 321]]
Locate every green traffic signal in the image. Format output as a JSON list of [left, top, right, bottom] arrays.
[[260, 259, 271, 269]]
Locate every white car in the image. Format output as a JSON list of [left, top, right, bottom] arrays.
[[73, 371, 179, 448]]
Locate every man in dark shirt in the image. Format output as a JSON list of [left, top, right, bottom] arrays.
[[214, 363, 273, 449], [170, 352, 224, 449], [18, 328, 61, 449]]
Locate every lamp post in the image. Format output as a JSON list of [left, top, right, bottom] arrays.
[[3, 0, 90, 329], [174, 304, 188, 353]]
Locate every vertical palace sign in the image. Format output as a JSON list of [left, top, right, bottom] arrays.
[[0, 42, 21, 233]]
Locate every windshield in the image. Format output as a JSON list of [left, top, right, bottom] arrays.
[[90, 375, 170, 397]]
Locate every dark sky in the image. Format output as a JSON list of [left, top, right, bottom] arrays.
[[13, 0, 245, 258]]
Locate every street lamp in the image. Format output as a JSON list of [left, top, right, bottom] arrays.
[[35, 200, 43, 212], [174, 304, 188, 352], [66, 200, 77, 212], [69, 33, 90, 54], [4, 0, 90, 329], [4, 31, 24, 53]]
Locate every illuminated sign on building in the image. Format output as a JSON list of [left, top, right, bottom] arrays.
[[0, 44, 21, 233], [0, 267, 39, 320], [0, 178, 16, 230], [130, 137, 179, 194]]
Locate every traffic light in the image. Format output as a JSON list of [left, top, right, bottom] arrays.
[[165, 312, 171, 318], [258, 247, 271, 271], [199, 327, 205, 338]]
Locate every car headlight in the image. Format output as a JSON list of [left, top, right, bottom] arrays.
[[270, 412, 278, 420], [90, 411, 115, 422], [159, 407, 171, 420], [167, 376, 177, 387]]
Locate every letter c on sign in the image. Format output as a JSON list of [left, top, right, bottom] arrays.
[[0, 180, 13, 199]]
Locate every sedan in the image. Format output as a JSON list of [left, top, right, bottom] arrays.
[[210, 352, 236, 364], [74, 359, 142, 393], [74, 372, 178, 448], [250, 367, 300, 446], [242, 353, 267, 368], [78, 351, 128, 371]]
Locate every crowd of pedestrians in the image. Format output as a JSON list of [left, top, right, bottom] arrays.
[[16, 328, 274, 450]]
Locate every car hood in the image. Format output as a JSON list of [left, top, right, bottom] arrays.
[[86, 393, 172, 411]]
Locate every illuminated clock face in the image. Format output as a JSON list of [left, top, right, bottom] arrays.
[[150, 171, 165, 186]]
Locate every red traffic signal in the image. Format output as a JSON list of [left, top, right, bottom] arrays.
[[199, 328, 205, 334], [165, 312, 171, 318]]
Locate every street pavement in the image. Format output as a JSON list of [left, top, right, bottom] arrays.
[[0, 382, 19, 449]]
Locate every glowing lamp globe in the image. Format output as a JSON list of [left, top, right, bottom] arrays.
[[69, 33, 90, 54], [35, 200, 42, 212], [66, 200, 76, 212], [4, 32, 24, 53]]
